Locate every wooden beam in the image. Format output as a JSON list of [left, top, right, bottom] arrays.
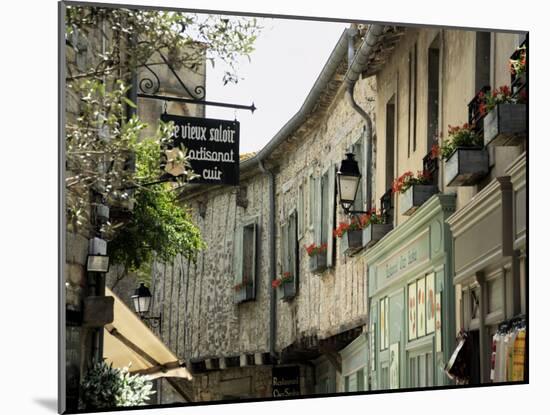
[[165, 377, 194, 402], [105, 324, 163, 369], [131, 360, 182, 376]]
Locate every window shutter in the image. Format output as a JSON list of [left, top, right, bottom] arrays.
[[314, 176, 322, 245], [289, 210, 298, 297], [327, 165, 336, 268], [233, 224, 244, 303], [308, 171, 314, 229], [247, 222, 257, 300], [298, 183, 304, 239], [352, 141, 364, 211]]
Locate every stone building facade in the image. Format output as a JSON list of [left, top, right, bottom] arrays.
[[85, 20, 529, 405]]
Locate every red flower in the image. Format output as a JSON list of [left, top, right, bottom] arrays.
[[271, 279, 282, 288], [430, 143, 440, 159]]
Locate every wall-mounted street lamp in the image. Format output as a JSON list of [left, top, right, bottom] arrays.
[[337, 153, 368, 215], [132, 283, 162, 329], [86, 254, 110, 273]]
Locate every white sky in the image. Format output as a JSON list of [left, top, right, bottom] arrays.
[[204, 17, 348, 154]]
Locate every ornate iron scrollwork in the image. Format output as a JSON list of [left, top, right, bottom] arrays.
[[139, 63, 161, 95]]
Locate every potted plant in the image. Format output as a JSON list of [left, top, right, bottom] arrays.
[[234, 276, 254, 303], [334, 219, 362, 256], [361, 209, 393, 248], [393, 170, 437, 216], [272, 272, 295, 299], [440, 123, 489, 187], [482, 85, 527, 146], [80, 361, 155, 410], [306, 242, 327, 274], [334, 210, 392, 255], [509, 44, 527, 95]]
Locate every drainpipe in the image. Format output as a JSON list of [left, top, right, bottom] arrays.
[[344, 24, 385, 389], [258, 160, 277, 360], [344, 24, 385, 212]]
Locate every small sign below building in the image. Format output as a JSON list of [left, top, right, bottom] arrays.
[[272, 366, 301, 397], [161, 113, 240, 186]]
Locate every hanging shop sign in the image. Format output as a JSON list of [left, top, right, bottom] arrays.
[[272, 366, 301, 397], [161, 113, 240, 186]]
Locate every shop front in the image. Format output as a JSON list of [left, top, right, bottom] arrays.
[[364, 194, 456, 390], [446, 173, 526, 384]]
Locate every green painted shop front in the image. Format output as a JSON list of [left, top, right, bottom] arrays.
[[362, 194, 456, 391]]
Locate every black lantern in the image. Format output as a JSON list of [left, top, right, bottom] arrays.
[[337, 153, 362, 214], [132, 283, 152, 315], [131, 283, 162, 329]]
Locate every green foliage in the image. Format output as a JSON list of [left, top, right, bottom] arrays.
[[80, 360, 155, 409], [440, 123, 482, 160], [108, 136, 205, 274], [66, 6, 261, 85]]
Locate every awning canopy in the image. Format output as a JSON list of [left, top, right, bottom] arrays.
[[103, 287, 192, 381]]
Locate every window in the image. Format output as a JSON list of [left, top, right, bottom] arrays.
[[408, 351, 433, 388], [408, 43, 418, 157], [427, 35, 441, 153], [280, 210, 299, 300], [344, 369, 365, 392], [313, 165, 336, 268], [233, 219, 257, 303]]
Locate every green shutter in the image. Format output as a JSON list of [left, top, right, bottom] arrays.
[[314, 176, 322, 245], [298, 183, 304, 239], [233, 224, 244, 303], [352, 141, 364, 211], [327, 165, 336, 268], [308, 171, 314, 229], [248, 222, 257, 300], [289, 210, 298, 297]]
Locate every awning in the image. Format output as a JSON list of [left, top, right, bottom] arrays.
[[103, 287, 192, 381]]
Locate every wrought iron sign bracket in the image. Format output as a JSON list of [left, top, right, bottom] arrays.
[[137, 92, 257, 113], [137, 41, 256, 113]]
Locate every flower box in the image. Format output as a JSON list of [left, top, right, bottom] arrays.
[[309, 253, 327, 274], [363, 223, 393, 248], [280, 281, 296, 300], [484, 103, 526, 146], [341, 229, 364, 256], [234, 284, 254, 304], [444, 147, 489, 187], [399, 184, 438, 216]]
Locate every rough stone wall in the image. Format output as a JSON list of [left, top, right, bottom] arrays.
[[148, 172, 271, 361], [274, 75, 377, 349]]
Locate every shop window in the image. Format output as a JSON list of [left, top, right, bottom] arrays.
[[408, 275, 433, 341], [380, 365, 389, 390], [344, 368, 365, 392], [233, 219, 258, 303], [408, 351, 433, 388]]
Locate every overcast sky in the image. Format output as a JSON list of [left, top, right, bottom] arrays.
[[204, 17, 348, 154]]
